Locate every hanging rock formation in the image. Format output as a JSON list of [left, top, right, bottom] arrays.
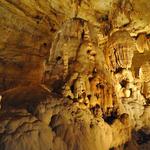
[[0, 0, 150, 150]]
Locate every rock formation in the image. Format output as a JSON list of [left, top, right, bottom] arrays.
[[0, 0, 150, 150]]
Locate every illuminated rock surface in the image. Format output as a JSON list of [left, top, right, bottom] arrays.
[[0, 0, 150, 150]]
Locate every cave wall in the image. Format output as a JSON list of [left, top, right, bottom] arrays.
[[0, 0, 150, 150], [0, 0, 150, 90]]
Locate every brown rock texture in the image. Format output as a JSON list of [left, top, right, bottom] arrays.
[[0, 0, 150, 150]]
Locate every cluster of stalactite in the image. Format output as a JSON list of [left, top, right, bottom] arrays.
[[44, 17, 150, 128], [43, 19, 121, 120]]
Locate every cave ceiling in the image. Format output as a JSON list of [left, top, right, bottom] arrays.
[[0, 0, 150, 150]]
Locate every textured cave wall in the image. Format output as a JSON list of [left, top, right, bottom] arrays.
[[0, 0, 150, 90], [0, 0, 53, 90], [0, 0, 150, 150]]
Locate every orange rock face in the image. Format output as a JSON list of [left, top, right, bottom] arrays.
[[0, 0, 150, 150]]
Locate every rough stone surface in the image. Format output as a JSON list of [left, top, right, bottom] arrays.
[[0, 0, 150, 150]]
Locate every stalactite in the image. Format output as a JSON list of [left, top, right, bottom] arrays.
[[109, 0, 132, 28], [139, 62, 150, 100], [1, 1, 150, 150], [104, 30, 135, 72], [62, 43, 69, 79], [136, 33, 149, 53]]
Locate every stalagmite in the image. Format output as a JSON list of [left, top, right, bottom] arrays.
[[1, 0, 150, 150]]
